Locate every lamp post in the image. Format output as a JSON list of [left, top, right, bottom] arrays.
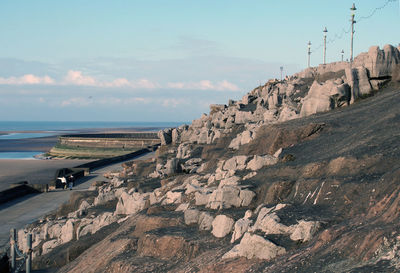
[[350, 3, 357, 63], [323, 27, 328, 65], [307, 41, 312, 67], [341, 50, 344, 62]]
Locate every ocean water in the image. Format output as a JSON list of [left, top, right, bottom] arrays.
[[0, 152, 41, 159]]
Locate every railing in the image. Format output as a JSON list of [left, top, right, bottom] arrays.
[[9, 228, 31, 273]]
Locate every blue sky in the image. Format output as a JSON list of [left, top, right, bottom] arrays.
[[0, 0, 398, 122]]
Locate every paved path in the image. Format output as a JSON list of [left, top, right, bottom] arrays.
[[0, 152, 154, 249]]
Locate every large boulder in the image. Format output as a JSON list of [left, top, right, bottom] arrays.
[[250, 210, 292, 235], [198, 212, 214, 231], [184, 209, 200, 225], [290, 220, 321, 242], [157, 128, 172, 145], [206, 186, 255, 209], [164, 158, 181, 175], [114, 191, 149, 215], [353, 44, 400, 78], [60, 219, 75, 244], [222, 232, 286, 260], [211, 215, 235, 238], [300, 80, 351, 117], [246, 155, 278, 171], [345, 67, 373, 103], [231, 218, 252, 243]]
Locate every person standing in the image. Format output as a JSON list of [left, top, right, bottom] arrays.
[[60, 177, 67, 190]]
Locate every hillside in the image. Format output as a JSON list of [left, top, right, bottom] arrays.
[[15, 45, 400, 272]]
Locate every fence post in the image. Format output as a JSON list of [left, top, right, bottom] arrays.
[[10, 228, 16, 271], [26, 233, 32, 273]]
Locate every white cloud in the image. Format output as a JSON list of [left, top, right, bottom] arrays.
[[63, 70, 97, 86], [166, 80, 239, 91], [0, 70, 238, 92], [0, 74, 54, 85]]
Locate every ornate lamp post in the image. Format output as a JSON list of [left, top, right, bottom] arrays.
[[323, 27, 328, 64], [350, 3, 357, 62]]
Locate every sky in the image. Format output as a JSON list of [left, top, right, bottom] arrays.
[[0, 0, 399, 122]]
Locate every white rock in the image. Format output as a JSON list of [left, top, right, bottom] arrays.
[[223, 232, 286, 260], [290, 220, 321, 242], [175, 203, 190, 212], [250, 209, 291, 235], [198, 212, 214, 231], [114, 191, 149, 215], [42, 239, 60, 255], [246, 155, 278, 171], [231, 218, 252, 243], [239, 190, 256, 207], [207, 186, 241, 210], [212, 215, 235, 238], [195, 192, 210, 206], [243, 172, 257, 180], [184, 209, 200, 225], [60, 219, 75, 244], [162, 191, 182, 205]]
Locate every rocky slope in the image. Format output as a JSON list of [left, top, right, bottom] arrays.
[[17, 44, 400, 272]]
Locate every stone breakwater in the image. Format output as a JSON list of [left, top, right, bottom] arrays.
[[16, 45, 400, 272], [49, 133, 160, 158]]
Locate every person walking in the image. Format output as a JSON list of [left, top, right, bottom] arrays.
[[68, 175, 74, 190]]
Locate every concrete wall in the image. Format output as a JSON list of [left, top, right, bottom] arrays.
[[58, 133, 160, 149]]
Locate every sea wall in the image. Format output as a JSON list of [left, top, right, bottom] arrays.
[[58, 133, 160, 149]]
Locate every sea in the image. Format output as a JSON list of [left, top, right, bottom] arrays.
[[0, 121, 185, 159]]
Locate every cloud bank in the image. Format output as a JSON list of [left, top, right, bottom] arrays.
[[0, 70, 240, 92]]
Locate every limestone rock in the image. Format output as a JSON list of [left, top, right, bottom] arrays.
[[250, 209, 291, 235], [176, 143, 192, 159], [300, 80, 351, 117], [290, 220, 321, 242], [207, 186, 241, 209], [158, 128, 172, 145], [246, 155, 278, 171], [198, 212, 214, 231], [60, 219, 75, 244], [223, 232, 286, 260], [211, 215, 235, 238], [345, 67, 373, 103], [353, 44, 400, 78], [164, 158, 181, 175], [231, 218, 252, 243], [115, 191, 149, 215], [195, 192, 210, 206], [162, 191, 183, 205], [42, 239, 61, 255], [184, 209, 200, 225]]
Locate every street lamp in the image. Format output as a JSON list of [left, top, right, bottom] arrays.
[[307, 41, 312, 67], [323, 27, 328, 65], [341, 49, 344, 62], [350, 3, 357, 62]]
